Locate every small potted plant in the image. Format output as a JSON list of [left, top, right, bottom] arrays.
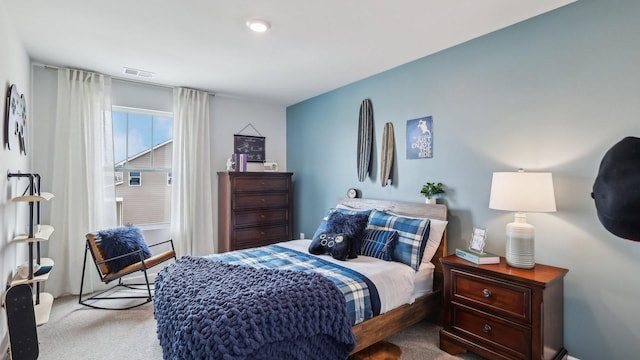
[[420, 182, 445, 204]]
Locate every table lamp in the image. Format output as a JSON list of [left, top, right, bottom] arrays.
[[489, 170, 556, 268]]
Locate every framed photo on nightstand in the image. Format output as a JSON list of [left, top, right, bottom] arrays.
[[469, 227, 487, 254]]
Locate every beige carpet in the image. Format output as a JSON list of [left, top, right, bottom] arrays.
[[36, 295, 485, 360]]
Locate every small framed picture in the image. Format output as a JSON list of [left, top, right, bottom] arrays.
[[469, 227, 487, 254]]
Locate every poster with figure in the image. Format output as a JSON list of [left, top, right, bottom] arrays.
[[406, 116, 433, 159]]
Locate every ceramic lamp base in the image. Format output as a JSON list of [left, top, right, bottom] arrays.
[[505, 213, 535, 269]]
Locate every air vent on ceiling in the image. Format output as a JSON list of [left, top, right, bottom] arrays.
[[122, 67, 155, 78]]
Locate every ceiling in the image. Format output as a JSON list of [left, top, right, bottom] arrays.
[[3, 0, 575, 106]]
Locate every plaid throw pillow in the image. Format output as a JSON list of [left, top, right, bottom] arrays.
[[366, 209, 430, 270], [359, 229, 398, 261]]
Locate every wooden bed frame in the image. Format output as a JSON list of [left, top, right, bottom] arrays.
[[336, 198, 448, 354]]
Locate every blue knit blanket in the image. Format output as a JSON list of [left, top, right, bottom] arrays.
[[154, 256, 356, 360], [206, 245, 380, 325]]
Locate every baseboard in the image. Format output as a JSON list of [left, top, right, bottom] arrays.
[[568, 356, 580, 360]]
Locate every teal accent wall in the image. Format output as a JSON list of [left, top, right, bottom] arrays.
[[287, 1, 640, 359]]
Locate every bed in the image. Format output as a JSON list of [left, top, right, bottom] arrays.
[[154, 198, 448, 359]]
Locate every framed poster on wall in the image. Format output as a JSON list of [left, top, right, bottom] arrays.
[[406, 116, 433, 159], [233, 134, 265, 162]]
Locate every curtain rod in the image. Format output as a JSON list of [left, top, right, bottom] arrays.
[[33, 63, 215, 96]]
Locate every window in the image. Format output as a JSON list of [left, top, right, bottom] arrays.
[[112, 106, 173, 228], [129, 171, 141, 186]]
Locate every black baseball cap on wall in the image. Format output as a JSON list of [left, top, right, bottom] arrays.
[[591, 136, 640, 242]]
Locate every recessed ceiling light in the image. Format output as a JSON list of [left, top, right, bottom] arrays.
[[246, 18, 271, 33]]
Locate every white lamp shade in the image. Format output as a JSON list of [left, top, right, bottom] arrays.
[[489, 171, 556, 212], [489, 171, 556, 269]]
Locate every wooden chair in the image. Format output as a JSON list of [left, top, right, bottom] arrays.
[[79, 229, 177, 310]]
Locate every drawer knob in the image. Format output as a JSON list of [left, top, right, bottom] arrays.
[[483, 324, 492, 333], [482, 289, 492, 298], [261, 182, 266, 185], [261, 198, 266, 203], [260, 215, 265, 219], [260, 231, 266, 236]]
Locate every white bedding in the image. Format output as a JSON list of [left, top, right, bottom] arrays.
[[278, 239, 434, 314]]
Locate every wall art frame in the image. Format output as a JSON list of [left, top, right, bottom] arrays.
[[233, 134, 265, 162], [406, 116, 433, 159], [469, 226, 487, 254]]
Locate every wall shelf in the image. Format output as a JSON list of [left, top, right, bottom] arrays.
[[11, 225, 55, 243], [12, 192, 55, 203], [10, 258, 55, 286], [6, 172, 55, 328], [34, 293, 54, 326]]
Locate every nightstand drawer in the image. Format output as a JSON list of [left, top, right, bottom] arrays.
[[233, 193, 289, 210], [452, 269, 531, 323], [452, 304, 531, 359], [233, 209, 289, 227]]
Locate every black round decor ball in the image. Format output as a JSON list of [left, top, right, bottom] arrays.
[[592, 136, 640, 242]]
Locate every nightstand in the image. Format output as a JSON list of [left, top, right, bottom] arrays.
[[439, 255, 568, 360]]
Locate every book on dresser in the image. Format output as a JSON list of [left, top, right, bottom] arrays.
[[455, 248, 500, 264]]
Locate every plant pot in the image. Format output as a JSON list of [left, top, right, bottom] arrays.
[[425, 198, 437, 204]]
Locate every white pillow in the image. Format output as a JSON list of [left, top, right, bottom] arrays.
[[384, 210, 447, 264], [421, 218, 448, 263]]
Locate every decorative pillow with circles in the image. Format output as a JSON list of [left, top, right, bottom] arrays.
[[308, 232, 351, 261]]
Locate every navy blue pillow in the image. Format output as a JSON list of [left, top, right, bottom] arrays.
[[311, 208, 372, 244], [308, 233, 351, 261], [359, 229, 399, 261], [97, 226, 152, 273], [325, 212, 369, 259], [311, 208, 335, 242]]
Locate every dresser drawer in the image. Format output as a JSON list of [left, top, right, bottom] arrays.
[[233, 225, 290, 249], [451, 269, 531, 324], [452, 304, 531, 359], [233, 208, 289, 227], [233, 176, 289, 192], [233, 193, 289, 210]]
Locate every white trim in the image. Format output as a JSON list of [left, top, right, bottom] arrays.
[[568, 356, 580, 360], [112, 105, 172, 118]]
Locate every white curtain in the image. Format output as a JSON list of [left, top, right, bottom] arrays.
[[48, 69, 117, 297], [171, 88, 215, 256]]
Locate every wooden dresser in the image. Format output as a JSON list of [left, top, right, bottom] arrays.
[[439, 255, 568, 360], [217, 172, 293, 252]]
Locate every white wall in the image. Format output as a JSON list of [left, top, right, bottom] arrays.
[[0, 0, 32, 353], [30, 68, 288, 251], [210, 94, 287, 172]]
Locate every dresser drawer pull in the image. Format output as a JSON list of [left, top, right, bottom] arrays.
[[260, 215, 265, 219], [261, 181, 266, 185], [482, 324, 492, 333], [260, 231, 266, 236], [482, 289, 492, 298], [260, 198, 266, 203]]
